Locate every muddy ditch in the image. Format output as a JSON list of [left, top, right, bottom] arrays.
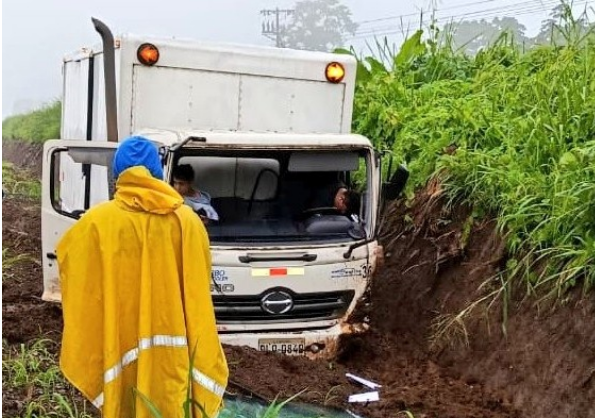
[[2, 145, 594, 418]]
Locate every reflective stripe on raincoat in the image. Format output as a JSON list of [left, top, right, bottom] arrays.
[[57, 166, 228, 418]]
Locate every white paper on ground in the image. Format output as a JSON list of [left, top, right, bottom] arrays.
[[348, 391, 380, 403], [346, 373, 382, 389]]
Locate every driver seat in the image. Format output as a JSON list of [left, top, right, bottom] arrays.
[[247, 168, 279, 218]]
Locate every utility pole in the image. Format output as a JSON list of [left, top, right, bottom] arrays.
[[260, 8, 294, 47]]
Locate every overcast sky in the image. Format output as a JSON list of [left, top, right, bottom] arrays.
[[2, 0, 593, 118]]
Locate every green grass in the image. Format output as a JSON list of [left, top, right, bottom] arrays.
[[2, 338, 325, 418], [351, 5, 595, 299], [2, 100, 61, 142], [2, 339, 94, 418], [2, 248, 34, 284], [2, 161, 41, 198], [134, 364, 313, 418]]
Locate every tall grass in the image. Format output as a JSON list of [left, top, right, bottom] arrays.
[[2, 336, 315, 418], [2, 339, 94, 418], [2, 248, 34, 284], [2, 161, 42, 198], [2, 100, 61, 142], [352, 5, 595, 297], [135, 380, 311, 418]]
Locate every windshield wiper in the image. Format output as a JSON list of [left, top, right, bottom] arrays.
[[210, 234, 352, 243]]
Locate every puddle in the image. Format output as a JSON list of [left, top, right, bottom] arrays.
[[220, 393, 364, 418]]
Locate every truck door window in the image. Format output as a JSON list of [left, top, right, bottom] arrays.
[[50, 147, 115, 219]]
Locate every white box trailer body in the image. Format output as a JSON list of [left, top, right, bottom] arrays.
[[62, 35, 356, 139], [42, 29, 402, 359]]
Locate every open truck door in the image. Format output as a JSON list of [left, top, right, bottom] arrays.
[[41, 140, 118, 302]]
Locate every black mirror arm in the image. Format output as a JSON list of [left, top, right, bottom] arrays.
[[343, 238, 373, 259]]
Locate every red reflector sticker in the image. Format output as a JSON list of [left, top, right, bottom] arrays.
[[269, 268, 287, 276]]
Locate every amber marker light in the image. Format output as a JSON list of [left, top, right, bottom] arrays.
[[325, 62, 345, 83], [137, 43, 160, 66]]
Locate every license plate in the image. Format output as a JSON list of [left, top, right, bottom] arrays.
[[258, 338, 305, 355]]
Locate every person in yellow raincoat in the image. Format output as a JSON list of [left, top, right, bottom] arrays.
[[57, 136, 228, 418]]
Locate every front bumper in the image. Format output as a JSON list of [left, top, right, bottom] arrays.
[[219, 321, 368, 360]]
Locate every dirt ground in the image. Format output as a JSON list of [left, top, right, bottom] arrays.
[[2, 196, 63, 337], [2, 140, 44, 179], [3, 142, 594, 418]]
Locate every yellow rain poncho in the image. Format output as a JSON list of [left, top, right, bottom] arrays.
[[57, 166, 228, 418]]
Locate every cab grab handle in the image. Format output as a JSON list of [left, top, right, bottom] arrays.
[[239, 253, 317, 263]]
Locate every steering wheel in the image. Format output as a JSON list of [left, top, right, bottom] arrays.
[[300, 206, 342, 219]]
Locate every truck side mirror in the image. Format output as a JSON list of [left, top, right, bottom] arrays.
[[382, 164, 409, 201]]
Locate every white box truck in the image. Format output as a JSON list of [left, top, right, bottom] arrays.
[[41, 19, 407, 358]]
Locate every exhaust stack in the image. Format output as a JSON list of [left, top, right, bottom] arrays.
[[91, 17, 119, 142]]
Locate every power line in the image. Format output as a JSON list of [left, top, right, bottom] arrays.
[[349, 0, 575, 40], [440, 0, 562, 21], [348, 2, 589, 41], [352, 0, 560, 37], [356, 0, 594, 39], [356, 0, 499, 26], [443, 0, 592, 26]]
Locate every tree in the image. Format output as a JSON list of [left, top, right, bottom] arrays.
[[532, 4, 566, 45], [280, 0, 358, 51], [442, 17, 527, 55], [531, 3, 591, 46]]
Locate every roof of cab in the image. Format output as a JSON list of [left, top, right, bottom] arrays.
[[134, 129, 373, 149]]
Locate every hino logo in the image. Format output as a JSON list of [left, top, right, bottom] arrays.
[[261, 290, 293, 315]]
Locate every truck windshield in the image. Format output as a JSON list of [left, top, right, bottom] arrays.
[[174, 149, 371, 245]]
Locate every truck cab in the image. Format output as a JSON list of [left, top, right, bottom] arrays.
[[41, 23, 405, 358]]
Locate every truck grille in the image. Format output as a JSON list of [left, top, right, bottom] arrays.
[[213, 290, 355, 324]]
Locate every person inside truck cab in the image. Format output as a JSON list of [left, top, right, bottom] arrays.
[[172, 164, 219, 224], [304, 182, 361, 222], [334, 186, 361, 222]]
